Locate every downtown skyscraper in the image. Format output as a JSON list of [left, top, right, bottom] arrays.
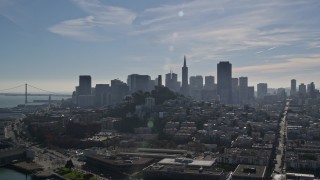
[[189, 75, 203, 101], [204, 76, 215, 90], [299, 83, 307, 97], [217, 61, 232, 104], [79, 75, 92, 95], [257, 83, 268, 99], [127, 74, 152, 93], [165, 72, 180, 92], [239, 77, 249, 104], [291, 79, 297, 96], [180, 56, 189, 96], [76, 75, 94, 107], [232, 78, 239, 104]]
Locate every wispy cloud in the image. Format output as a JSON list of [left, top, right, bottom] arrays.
[[0, 0, 24, 27], [47, 0, 320, 83], [234, 54, 320, 73], [48, 0, 320, 53], [72, 0, 136, 25], [48, 0, 136, 41], [256, 46, 277, 54], [131, 0, 319, 63], [268, 46, 277, 51], [307, 41, 320, 49]]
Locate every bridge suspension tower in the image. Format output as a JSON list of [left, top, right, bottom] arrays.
[[25, 83, 28, 104]]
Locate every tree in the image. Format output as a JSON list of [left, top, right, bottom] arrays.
[[132, 90, 146, 105], [114, 116, 145, 133], [151, 86, 177, 105], [65, 159, 74, 169], [83, 173, 94, 180]]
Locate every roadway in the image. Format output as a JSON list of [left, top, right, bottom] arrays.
[[273, 100, 289, 179], [5, 118, 108, 179]]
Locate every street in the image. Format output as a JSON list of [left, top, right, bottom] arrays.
[[273, 101, 289, 179]]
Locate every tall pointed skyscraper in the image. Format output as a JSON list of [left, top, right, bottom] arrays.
[[181, 56, 189, 96]]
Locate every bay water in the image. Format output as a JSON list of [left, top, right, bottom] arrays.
[[0, 95, 70, 108]]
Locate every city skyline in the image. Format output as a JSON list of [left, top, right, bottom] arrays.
[[1, 0, 320, 92]]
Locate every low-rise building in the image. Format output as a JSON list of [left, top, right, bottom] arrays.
[[232, 164, 266, 180], [232, 135, 253, 148], [86, 155, 153, 173], [143, 158, 225, 180], [218, 148, 271, 166], [285, 151, 320, 171]]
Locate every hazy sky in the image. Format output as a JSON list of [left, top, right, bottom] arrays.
[[1, 0, 320, 93]]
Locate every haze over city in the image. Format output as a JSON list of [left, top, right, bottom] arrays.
[[2, 1, 320, 180], [1, 0, 320, 92]]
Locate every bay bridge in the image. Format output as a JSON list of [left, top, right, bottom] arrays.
[[0, 84, 71, 104]]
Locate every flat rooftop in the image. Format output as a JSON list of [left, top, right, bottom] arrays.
[[118, 152, 178, 159], [137, 148, 187, 154], [145, 164, 224, 176], [232, 164, 266, 179], [87, 155, 153, 166], [159, 158, 214, 167]]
